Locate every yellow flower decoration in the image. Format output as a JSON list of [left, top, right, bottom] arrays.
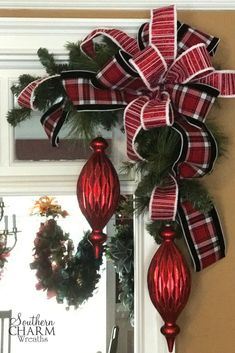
[[31, 196, 69, 218]]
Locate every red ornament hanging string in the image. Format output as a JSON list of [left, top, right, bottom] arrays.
[[77, 137, 120, 259], [147, 225, 191, 352]]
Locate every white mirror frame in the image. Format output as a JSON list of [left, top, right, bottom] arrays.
[[0, 16, 172, 353]]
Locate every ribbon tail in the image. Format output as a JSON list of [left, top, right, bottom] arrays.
[[40, 100, 67, 147], [124, 94, 174, 161], [178, 200, 225, 271], [150, 5, 177, 66], [150, 174, 178, 221], [168, 82, 219, 122], [165, 43, 214, 84], [80, 28, 139, 58]]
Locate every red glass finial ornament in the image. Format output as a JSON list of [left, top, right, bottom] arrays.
[[77, 137, 120, 259], [147, 225, 191, 352]]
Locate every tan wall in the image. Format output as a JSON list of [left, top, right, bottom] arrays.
[[1, 7, 234, 353]]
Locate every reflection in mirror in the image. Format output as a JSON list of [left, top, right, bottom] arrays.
[[0, 195, 134, 353], [14, 113, 113, 161]]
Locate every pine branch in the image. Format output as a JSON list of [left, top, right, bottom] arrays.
[[134, 195, 150, 215], [93, 40, 119, 68], [179, 179, 213, 213], [37, 48, 57, 74], [38, 48, 70, 75], [66, 41, 99, 71], [7, 107, 31, 127], [106, 223, 134, 319], [65, 109, 121, 140], [34, 76, 65, 111]]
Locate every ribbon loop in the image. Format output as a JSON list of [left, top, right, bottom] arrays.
[[165, 44, 214, 84], [80, 28, 139, 58], [130, 45, 167, 90], [141, 92, 174, 130], [177, 22, 220, 57], [17, 75, 59, 110], [150, 5, 177, 66], [96, 50, 139, 90], [124, 96, 149, 161], [173, 116, 218, 178], [138, 23, 149, 50]]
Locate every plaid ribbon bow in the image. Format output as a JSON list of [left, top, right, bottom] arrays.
[[17, 5, 235, 271]]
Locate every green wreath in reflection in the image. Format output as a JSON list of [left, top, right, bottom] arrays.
[[30, 196, 102, 309]]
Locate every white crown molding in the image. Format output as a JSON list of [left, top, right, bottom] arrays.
[[0, 0, 234, 9], [0, 17, 144, 33], [0, 18, 142, 68]]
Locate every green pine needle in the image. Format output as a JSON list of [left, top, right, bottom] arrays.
[[64, 109, 121, 140], [66, 41, 99, 71], [106, 223, 134, 319], [180, 179, 213, 213], [7, 107, 31, 127]]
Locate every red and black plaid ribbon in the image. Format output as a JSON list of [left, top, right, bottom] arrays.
[[17, 5, 235, 271], [178, 201, 225, 271], [40, 100, 67, 147]]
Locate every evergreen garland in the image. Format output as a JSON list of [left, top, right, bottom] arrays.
[[106, 223, 134, 320], [106, 196, 134, 320], [7, 39, 121, 138]]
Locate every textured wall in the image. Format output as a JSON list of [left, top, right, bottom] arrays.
[[175, 11, 235, 353]]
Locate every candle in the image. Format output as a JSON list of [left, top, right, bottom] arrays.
[[4, 215, 8, 231], [12, 214, 16, 228]]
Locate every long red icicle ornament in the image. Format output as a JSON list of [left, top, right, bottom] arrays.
[[148, 226, 191, 352], [77, 137, 120, 259]]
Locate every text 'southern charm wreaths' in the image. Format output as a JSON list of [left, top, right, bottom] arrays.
[[13, 5, 235, 273]]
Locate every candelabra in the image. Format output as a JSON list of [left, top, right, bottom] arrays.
[[0, 197, 19, 256]]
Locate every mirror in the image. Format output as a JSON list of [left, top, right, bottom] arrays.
[[0, 195, 134, 353]]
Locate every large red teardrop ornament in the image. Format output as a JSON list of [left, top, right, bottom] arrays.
[[77, 137, 120, 259], [147, 226, 191, 352]]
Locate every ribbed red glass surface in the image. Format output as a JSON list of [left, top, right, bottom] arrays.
[[147, 226, 191, 352], [77, 137, 120, 258]]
